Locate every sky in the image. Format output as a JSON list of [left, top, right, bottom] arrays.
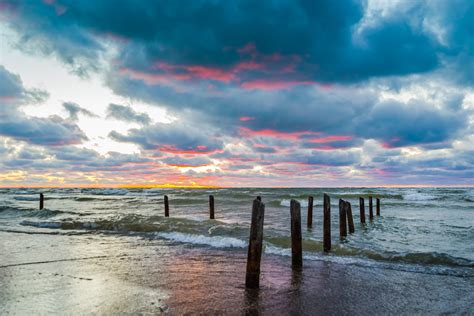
[[0, 0, 473, 188]]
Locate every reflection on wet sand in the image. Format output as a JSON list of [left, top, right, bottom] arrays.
[[1, 231, 473, 314]]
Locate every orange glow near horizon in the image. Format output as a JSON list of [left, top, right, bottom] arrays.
[[0, 183, 473, 189]]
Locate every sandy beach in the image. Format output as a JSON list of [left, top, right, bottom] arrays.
[[1, 230, 473, 315]]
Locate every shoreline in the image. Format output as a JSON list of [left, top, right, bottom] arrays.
[[1, 231, 473, 315]]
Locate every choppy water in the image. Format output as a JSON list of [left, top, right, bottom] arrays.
[[1, 187, 473, 277]]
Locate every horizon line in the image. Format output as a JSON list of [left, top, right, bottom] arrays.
[[1, 184, 473, 189]]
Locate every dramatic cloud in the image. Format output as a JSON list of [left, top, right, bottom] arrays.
[[0, 1, 472, 186]]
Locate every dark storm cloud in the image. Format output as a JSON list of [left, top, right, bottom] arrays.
[[106, 103, 151, 125], [63, 102, 98, 121], [5, 0, 471, 82]]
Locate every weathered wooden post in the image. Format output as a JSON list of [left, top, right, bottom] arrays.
[[359, 197, 366, 224], [323, 193, 331, 252], [307, 196, 314, 228], [339, 199, 347, 239], [376, 198, 380, 216], [164, 195, 169, 217], [290, 199, 303, 270], [39, 193, 44, 210], [209, 195, 215, 219], [245, 198, 265, 289], [346, 201, 355, 234], [369, 196, 374, 221]]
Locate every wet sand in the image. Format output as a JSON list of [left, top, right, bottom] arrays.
[[1, 231, 473, 315]]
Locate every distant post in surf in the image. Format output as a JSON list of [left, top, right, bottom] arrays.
[[39, 193, 44, 210], [209, 195, 215, 219], [376, 198, 380, 216], [164, 195, 169, 217], [245, 198, 265, 289], [290, 199, 303, 270], [369, 196, 374, 220], [307, 196, 314, 228], [346, 201, 355, 234], [339, 199, 347, 239], [323, 194, 331, 252], [359, 197, 366, 224]]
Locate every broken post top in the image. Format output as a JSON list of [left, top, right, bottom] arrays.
[[290, 198, 301, 208]]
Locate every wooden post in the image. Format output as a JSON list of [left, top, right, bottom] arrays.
[[290, 199, 303, 270], [307, 196, 313, 228], [323, 193, 331, 252], [346, 201, 355, 234], [209, 195, 215, 219], [369, 196, 373, 221], [245, 198, 265, 289], [359, 197, 366, 224], [39, 193, 44, 210], [376, 198, 380, 216], [164, 195, 169, 217], [339, 199, 347, 239]]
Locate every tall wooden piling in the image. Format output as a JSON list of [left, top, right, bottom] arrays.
[[164, 195, 169, 217], [369, 196, 374, 221], [359, 197, 366, 224], [339, 199, 347, 239], [346, 201, 355, 234], [39, 193, 44, 210], [245, 198, 265, 289], [290, 199, 303, 270], [323, 194, 331, 252], [376, 198, 380, 216], [209, 195, 215, 219], [307, 196, 314, 228]]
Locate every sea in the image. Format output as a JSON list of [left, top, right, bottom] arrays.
[[1, 187, 473, 278]]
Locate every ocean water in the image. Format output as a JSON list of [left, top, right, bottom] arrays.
[[1, 187, 473, 277]]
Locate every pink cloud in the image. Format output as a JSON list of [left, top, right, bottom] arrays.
[[184, 65, 234, 82], [237, 42, 257, 55], [240, 80, 316, 90], [120, 68, 191, 85], [239, 116, 255, 122], [308, 135, 353, 143], [381, 138, 401, 149], [239, 127, 318, 140]]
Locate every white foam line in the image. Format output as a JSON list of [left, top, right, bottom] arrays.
[[156, 232, 247, 248]]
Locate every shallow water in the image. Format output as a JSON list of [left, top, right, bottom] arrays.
[[1, 187, 473, 277]]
